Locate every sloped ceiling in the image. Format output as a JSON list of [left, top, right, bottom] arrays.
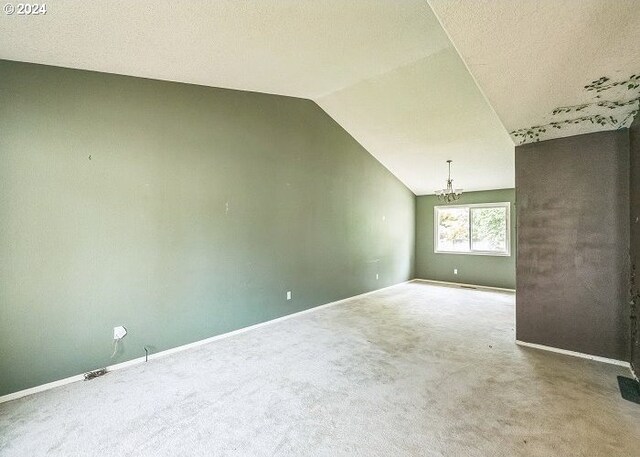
[[428, 0, 640, 145], [1, 1, 514, 194], [316, 48, 513, 194], [0, 0, 448, 99]]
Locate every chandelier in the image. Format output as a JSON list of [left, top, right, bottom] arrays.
[[435, 160, 463, 203]]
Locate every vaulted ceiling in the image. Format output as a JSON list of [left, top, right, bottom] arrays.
[[428, 0, 640, 146], [1, 1, 638, 194]]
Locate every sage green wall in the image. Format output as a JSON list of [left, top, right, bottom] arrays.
[[0, 60, 415, 397], [415, 189, 516, 289]]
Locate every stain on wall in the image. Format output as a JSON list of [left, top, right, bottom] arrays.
[[516, 130, 630, 360], [0, 60, 415, 396]]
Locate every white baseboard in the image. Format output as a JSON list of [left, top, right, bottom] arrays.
[[0, 281, 410, 404], [412, 278, 515, 293], [515, 340, 631, 369]]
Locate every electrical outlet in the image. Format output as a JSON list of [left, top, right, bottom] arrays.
[[286, 291, 292, 300], [113, 326, 127, 340], [454, 269, 458, 275], [376, 273, 379, 280]]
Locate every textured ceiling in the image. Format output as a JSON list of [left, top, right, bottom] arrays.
[[0, 0, 448, 99], [0, 0, 515, 194], [317, 48, 513, 194], [428, 0, 640, 145]]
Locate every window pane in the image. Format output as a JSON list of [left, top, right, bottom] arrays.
[[437, 207, 469, 252], [471, 207, 507, 252]]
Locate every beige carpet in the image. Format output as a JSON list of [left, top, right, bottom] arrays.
[[0, 282, 638, 456]]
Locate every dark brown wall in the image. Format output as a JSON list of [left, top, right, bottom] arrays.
[[516, 130, 630, 361], [630, 117, 640, 375]]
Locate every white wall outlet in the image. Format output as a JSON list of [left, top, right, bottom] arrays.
[[286, 291, 292, 300], [453, 269, 458, 275], [113, 326, 127, 340], [376, 273, 379, 280]]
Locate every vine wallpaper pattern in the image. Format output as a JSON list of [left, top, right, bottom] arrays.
[[510, 74, 640, 144]]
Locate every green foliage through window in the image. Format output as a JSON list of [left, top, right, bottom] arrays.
[[435, 203, 509, 255]]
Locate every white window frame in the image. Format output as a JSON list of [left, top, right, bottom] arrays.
[[434, 202, 511, 256]]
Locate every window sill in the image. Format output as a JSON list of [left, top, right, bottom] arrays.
[[434, 250, 511, 257]]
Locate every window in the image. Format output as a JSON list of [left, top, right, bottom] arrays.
[[435, 202, 510, 256]]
